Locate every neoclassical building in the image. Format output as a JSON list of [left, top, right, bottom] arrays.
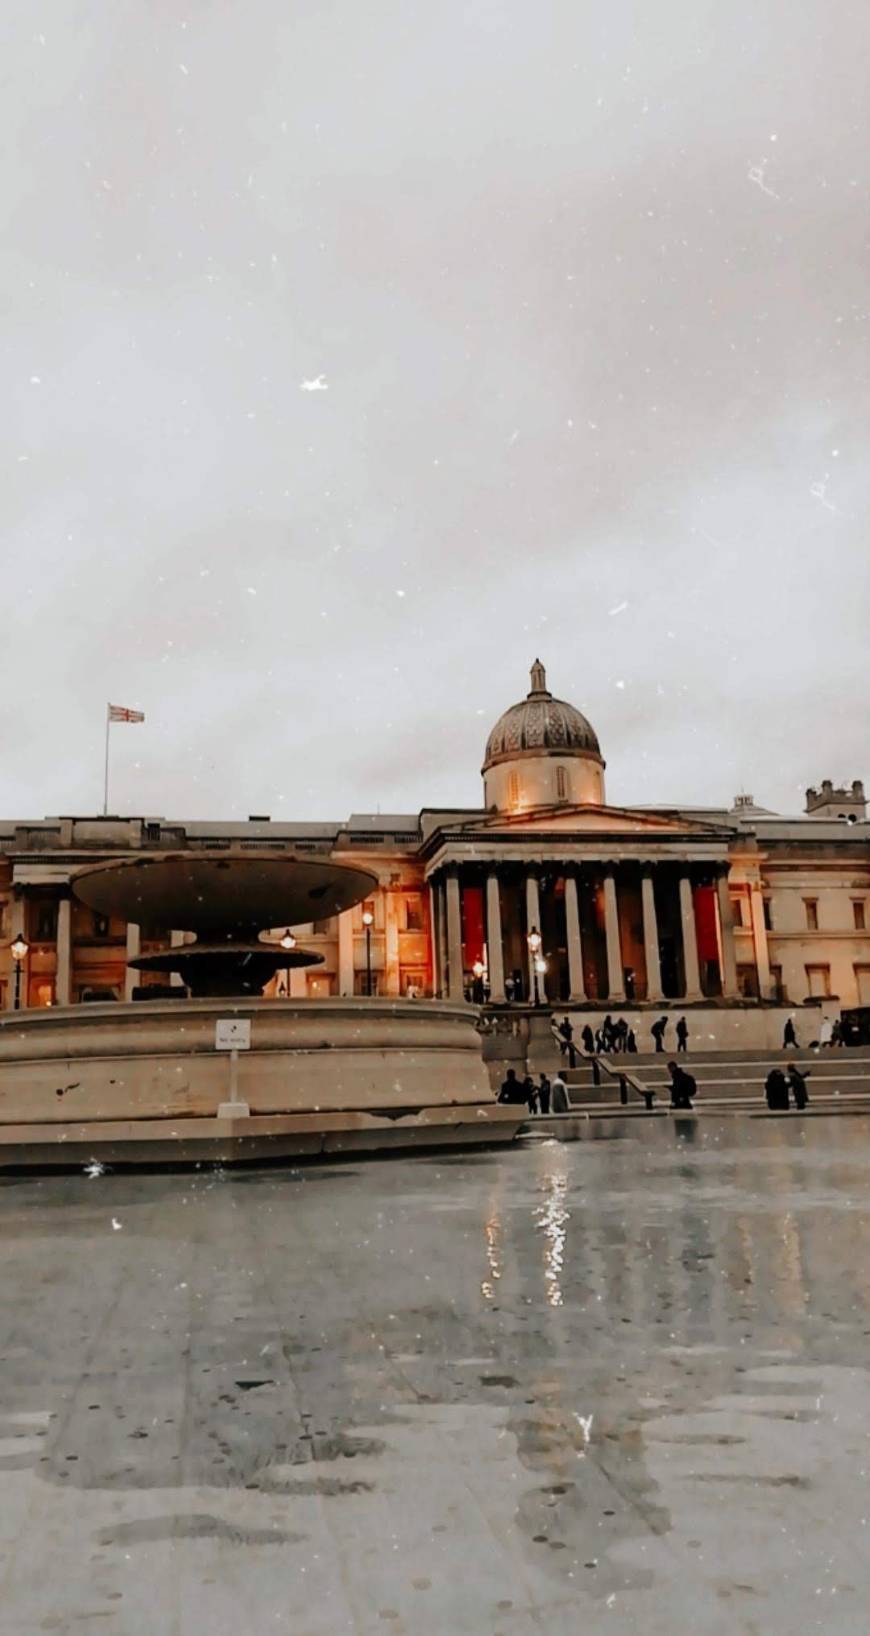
[[1, 662, 868, 1016]]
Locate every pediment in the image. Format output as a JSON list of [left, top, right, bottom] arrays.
[[448, 803, 730, 839]]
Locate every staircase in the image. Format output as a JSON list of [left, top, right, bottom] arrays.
[[555, 1048, 870, 1116]]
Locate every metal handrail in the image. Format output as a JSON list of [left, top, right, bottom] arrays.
[[596, 1054, 656, 1111]]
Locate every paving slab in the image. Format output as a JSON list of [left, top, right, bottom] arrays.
[[3, 1117, 870, 1632]]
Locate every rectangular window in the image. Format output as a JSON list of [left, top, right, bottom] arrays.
[[404, 897, 424, 932], [762, 898, 772, 930], [736, 964, 760, 998], [93, 912, 110, 939], [35, 903, 58, 942], [556, 766, 568, 802], [354, 971, 379, 996], [805, 964, 830, 998], [804, 899, 819, 930], [769, 964, 784, 1002], [729, 896, 744, 928], [853, 901, 866, 931]]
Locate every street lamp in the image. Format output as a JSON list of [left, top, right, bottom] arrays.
[[10, 935, 28, 1012], [278, 929, 295, 998], [362, 909, 374, 996], [471, 957, 486, 1005], [527, 926, 542, 1006]]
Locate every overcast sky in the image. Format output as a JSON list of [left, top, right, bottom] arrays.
[[3, 0, 868, 823]]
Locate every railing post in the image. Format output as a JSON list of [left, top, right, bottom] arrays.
[[619, 1075, 628, 1106], [592, 1057, 601, 1086]]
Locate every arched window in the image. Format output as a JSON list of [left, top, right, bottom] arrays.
[[556, 766, 568, 802], [508, 771, 519, 808]]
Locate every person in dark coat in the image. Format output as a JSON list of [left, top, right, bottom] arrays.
[[783, 1017, 797, 1049], [651, 1016, 668, 1053], [558, 1016, 577, 1068], [667, 1061, 696, 1109], [626, 1028, 638, 1054], [601, 1014, 615, 1052], [523, 1075, 538, 1115], [787, 1064, 810, 1110], [581, 1024, 595, 1055], [765, 1068, 790, 1111], [538, 1073, 552, 1115], [498, 1069, 525, 1104], [675, 1016, 689, 1053]]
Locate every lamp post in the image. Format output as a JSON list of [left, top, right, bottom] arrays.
[[279, 929, 295, 997], [362, 909, 374, 996], [527, 926, 542, 1006], [10, 935, 28, 1012], [471, 957, 485, 1005]]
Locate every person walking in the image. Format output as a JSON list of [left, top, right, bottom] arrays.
[[675, 1016, 689, 1054], [787, 1064, 810, 1110], [558, 1016, 577, 1068], [626, 1027, 638, 1054], [764, 1068, 790, 1111], [667, 1061, 696, 1109], [651, 1016, 668, 1053], [551, 1072, 569, 1114], [818, 1017, 833, 1049], [538, 1073, 552, 1115], [601, 1014, 615, 1052], [783, 1017, 797, 1049], [581, 1024, 595, 1055]]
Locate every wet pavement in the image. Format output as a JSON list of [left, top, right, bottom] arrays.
[[3, 1119, 870, 1633]]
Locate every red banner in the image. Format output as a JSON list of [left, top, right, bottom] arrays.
[[462, 886, 485, 970], [693, 885, 719, 964]]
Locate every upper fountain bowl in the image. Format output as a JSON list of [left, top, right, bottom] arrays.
[[72, 851, 379, 935]]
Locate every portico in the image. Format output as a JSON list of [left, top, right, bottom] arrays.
[[424, 819, 739, 1007]]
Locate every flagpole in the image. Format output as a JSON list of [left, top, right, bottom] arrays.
[[103, 706, 111, 816]]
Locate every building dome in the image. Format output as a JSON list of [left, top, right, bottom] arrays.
[[482, 661, 605, 812]]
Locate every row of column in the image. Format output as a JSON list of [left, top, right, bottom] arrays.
[[430, 866, 739, 1004]]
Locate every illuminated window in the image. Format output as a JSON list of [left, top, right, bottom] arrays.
[[508, 772, 519, 807]]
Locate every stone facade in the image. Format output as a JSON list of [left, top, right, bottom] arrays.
[[1, 662, 867, 1014]]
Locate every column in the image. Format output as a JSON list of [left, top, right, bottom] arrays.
[[56, 896, 73, 1006], [123, 919, 139, 1003], [170, 928, 185, 988], [603, 871, 626, 1002], [564, 872, 586, 1002], [679, 874, 703, 1001], [437, 878, 449, 998], [485, 872, 505, 1002], [428, 883, 441, 995], [715, 873, 739, 998], [384, 891, 401, 996], [749, 883, 773, 1000], [6, 896, 26, 1010], [641, 871, 663, 1001], [338, 910, 354, 996], [445, 869, 464, 1000], [525, 871, 541, 1001]]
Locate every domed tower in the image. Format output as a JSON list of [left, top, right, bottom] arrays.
[[482, 660, 605, 813]]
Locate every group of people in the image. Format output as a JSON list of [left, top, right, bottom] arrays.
[[498, 1067, 570, 1115], [784, 1015, 850, 1049], [765, 1064, 811, 1110], [549, 1012, 690, 1060]]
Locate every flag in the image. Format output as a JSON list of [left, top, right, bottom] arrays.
[[108, 704, 145, 723]]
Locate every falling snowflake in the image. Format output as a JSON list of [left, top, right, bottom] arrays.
[[300, 375, 328, 392], [84, 1160, 105, 1179]]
